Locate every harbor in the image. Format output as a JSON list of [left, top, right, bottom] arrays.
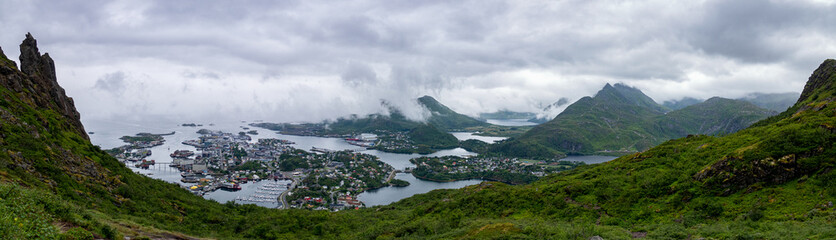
[[89, 119, 614, 210]]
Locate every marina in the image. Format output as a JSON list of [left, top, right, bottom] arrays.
[[88, 119, 615, 209]]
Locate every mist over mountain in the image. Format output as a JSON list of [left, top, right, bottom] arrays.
[[490, 83, 776, 158], [663, 97, 704, 110], [738, 92, 800, 112], [2, 29, 836, 240]]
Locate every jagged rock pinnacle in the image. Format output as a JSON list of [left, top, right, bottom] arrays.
[[0, 33, 88, 140], [19, 32, 57, 82]]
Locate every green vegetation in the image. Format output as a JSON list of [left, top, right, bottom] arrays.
[[233, 160, 266, 171], [2, 36, 835, 239], [418, 95, 488, 131], [118, 133, 163, 143], [408, 124, 459, 149], [459, 139, 489, 153], [410, 156, 584, 184], [491, 83, 776, 158], [389, 179, 410, 187], [0, 49, 16, 70], [464, 124, 534, 137], [278, 154, 310, 171]]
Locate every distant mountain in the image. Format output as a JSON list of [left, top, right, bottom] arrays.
[[490, 83, 776, 158], [662, 97, 703, 110], [2, 34, 834, 238], [737, 92, 799, 112], [417, 95, 488, 131], [529, 97, 571, 123], [253, 96, 483, 153], [658, 97, 777, 137], [478, 110, 537, 120]]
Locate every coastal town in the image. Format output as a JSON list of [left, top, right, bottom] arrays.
[[410, 156, 586, 184], [249, 122, 451, 154], [103, 124, 589, 211], [106, 128, 405, 211]]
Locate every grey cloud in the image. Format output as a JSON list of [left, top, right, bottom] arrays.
[[183, 71, 220, 80], [1, 0, 834, 123], [93, 71, 126, 93], [685, 0, 836, 63], [341, 62, 378, 87]]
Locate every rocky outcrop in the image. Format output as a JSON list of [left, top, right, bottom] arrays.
[[0, 33, 87, 140], [798, 59, 836, 103], [0, 46, 18, 69]]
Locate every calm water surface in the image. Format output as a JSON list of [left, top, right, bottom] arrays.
[[485, 118, 539, 126], [85, 119, 489, 207], [85, 119, 616, 208]]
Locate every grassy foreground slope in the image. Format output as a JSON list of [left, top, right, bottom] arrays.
[[1, 35, 835, 239]]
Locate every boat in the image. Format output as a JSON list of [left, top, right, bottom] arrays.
[[181, 176, 200, 183], [170, 150, 195, 158], [220, 182, 242, 191]]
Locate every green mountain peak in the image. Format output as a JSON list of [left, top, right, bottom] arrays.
[[491, 83, 775, 157], [798, 59, 836, 104], [417, 95, 487, 130]]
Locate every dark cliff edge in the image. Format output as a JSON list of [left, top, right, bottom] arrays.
[[1, 33, 87, 140]]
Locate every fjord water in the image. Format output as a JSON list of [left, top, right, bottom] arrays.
[[85, 119, 615, 208], [85, 119, 486, 207], [486, 118, 539, 126]]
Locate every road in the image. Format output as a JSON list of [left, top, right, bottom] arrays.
[[385, 169, 397, 183], [279, 177, 298, 209]]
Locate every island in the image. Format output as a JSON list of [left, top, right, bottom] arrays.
[[410, 156, 585, 185], [106, 129, 403, 211]]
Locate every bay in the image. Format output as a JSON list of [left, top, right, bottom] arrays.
[[485, 118, 539, 126]]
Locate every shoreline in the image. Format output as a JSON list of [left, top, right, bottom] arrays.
[[411, 172, 524, 185]]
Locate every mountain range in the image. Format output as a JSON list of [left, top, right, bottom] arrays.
[[1, 35, 834, 239], [490, 83, 777, 158], [664, 92, 799, 112]]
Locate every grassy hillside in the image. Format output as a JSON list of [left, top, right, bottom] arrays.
[[658, 97, 777, 137], [491, 84, 776, 158], [3, 35, 835, 239], [418, 95, 488, 131], [490, 84, 671, 158]]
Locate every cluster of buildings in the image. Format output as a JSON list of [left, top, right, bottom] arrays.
[[109, 128, 399, 209], [287, 150, 394, 210], [107, 133, 167, 162], [369, 131, 423, 153], [173, 130, 295, 179], [410, 156, 584, 183]]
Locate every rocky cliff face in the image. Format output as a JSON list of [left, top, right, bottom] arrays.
[[798, 59, 836, 103], [0, 33, 87, 140]]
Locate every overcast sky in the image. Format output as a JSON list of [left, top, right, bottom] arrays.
[[1, 0, 834, 123]]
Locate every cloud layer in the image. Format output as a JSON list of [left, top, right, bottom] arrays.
[[0, 0, 834, 122]]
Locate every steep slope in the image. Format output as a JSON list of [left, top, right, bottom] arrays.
[[491, 84, 776, 158], [529, 97, 571, 123], [418, 95, 488, 130], [349, 59, 836, 239], [2, 34, 834, 239], [0, 34, 229, 239], [490, 84, 670, 158]]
